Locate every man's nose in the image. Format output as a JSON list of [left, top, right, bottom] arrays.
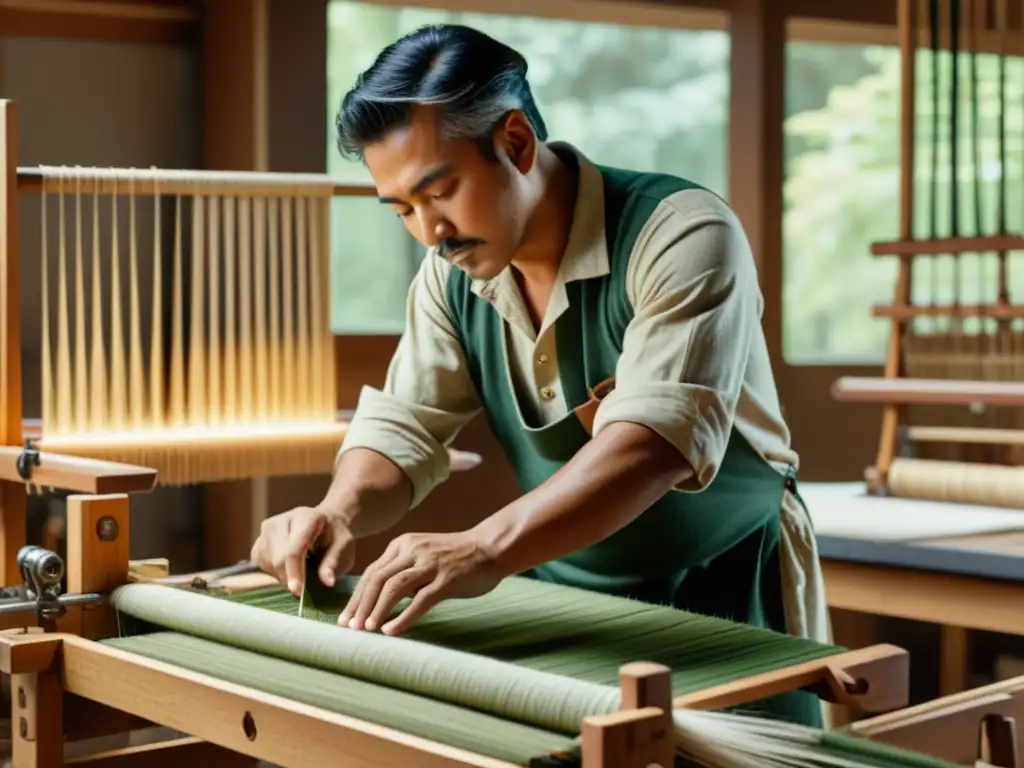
[[419, 210, 455, 247]]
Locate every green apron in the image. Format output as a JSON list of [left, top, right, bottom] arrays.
[[445, 162, 821, 728]]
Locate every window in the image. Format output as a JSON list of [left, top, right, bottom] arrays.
[[326, 1, 730, 334], [783, 40, 1024, 365]]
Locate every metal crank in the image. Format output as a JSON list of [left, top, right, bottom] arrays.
[[0, 546, 103, 630]]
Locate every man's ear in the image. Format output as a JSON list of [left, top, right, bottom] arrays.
[[494, 109, 537, 174]]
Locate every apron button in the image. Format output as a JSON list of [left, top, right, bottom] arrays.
[[540, 386, 556, 400]]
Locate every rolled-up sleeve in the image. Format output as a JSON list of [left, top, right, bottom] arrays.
[[591, 191, 761, 491], [338, 254, 482, 508]]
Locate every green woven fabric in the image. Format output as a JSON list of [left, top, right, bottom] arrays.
[[245, 573, 849, 694], [107, 575, 962, 768], [103, 631, 578, 766]]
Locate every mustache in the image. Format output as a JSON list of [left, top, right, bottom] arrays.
[[436, 238, 485, 261]]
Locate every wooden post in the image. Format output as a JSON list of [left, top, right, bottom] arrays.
[[11, 663, 63, 768], [727, 0, 785, 373], [978, 713, 1019, 768], [0, 99, 27, 587], [581, 662, 675, 768], [870, 0, 918, 492], [66, 494, 131, 640], [199, 0, 272, 571]]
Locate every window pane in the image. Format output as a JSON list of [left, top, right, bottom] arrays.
[[326, 1, 730, 333], [783, 41, 1024, 365]]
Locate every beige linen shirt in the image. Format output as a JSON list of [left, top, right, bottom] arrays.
[[339, 142, 830, 646]]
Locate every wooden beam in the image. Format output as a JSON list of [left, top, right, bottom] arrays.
[[727, 0, 785, 370], [0, 447, 157, 495], [199, 0, 270, 570], [781, 0, 896, 26], [0, 0, 197, 46], [60, 636, 520, 768], [0, 100, 26, 588], [363, 0, 728, 28], [201, 0, 269, 173]]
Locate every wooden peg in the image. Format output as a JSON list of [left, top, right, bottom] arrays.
[[581, 661, 675, 768], [977, 713, 1018, 768]]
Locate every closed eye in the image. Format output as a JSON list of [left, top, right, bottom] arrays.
[[431, 179, 458, 201]]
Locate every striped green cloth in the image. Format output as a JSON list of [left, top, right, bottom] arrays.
[[105, 574, 961, 767], [240, 574, 850, 693]]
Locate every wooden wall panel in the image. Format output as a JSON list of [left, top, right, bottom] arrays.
[[0, 0, 197, 45]]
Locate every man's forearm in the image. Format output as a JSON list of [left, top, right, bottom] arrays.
[[472, 421, 694, 576], [321, 448, 414, 538]]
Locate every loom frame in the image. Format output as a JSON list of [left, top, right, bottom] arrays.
[[849, 671, 1024, 767], [0, 456, 916, 768], [2, 99, 358, 487], [828, 0, 1024, 501]]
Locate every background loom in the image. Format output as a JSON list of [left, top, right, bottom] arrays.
[[14, 165, 355, 486], [832, 0, 1024, 509]]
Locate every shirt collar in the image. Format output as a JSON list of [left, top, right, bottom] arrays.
[[470, 141, 611, 306]]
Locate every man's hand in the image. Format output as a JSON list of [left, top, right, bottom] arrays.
[[337, 530, 505, 636], [251, 506, 357, 596]]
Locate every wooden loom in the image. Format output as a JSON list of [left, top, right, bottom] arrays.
[[831, 0, 1024, 508], [1, 97, 369, 488], [0, 463, 919, 768], [0, 188, 937, 767], [0, 102, 1006, 767], [850, 672, 1024, 767]]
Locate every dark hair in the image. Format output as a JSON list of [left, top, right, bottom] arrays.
[[334, 24, 548, 161]]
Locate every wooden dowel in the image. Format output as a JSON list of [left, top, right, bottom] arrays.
[[872, 302, 1024, 319], [15, 167, 374, 198], [907, 426, 1024, 445], [0, 447, 157, 493], [871, 234, 1024, 256], [833, 376, 1024, 407]]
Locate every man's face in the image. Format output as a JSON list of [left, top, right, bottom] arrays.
[[363, 105, 535, 281]]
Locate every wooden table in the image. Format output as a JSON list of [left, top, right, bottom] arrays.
[[803, 482, 1024, 696]]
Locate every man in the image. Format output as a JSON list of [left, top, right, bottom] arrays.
[[251, 24, 830, 726]]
